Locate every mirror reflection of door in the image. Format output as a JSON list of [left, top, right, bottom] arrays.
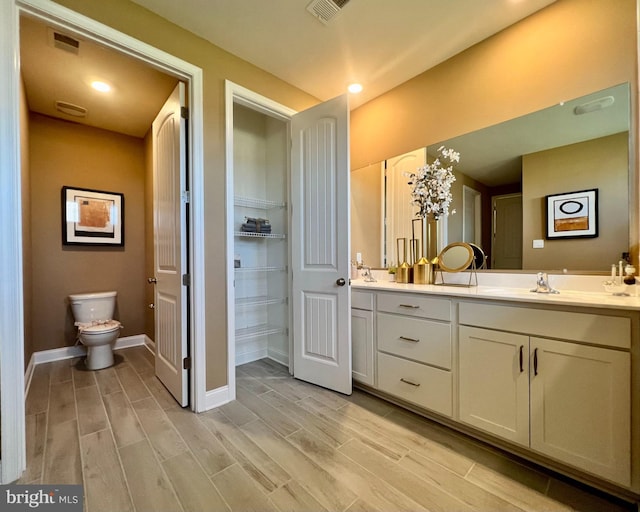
[[492, 193, 522, 269], [463, 185, 482, 246], [385, 148, 426, 266]]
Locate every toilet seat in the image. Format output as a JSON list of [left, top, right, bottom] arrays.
[[77, 320, 122, 334]]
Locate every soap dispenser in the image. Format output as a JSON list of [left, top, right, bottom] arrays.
[[624, 265, 636, 296]]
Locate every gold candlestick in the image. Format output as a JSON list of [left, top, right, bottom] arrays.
[[396, 238, 411, 284]]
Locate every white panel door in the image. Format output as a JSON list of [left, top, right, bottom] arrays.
[[530, 337, 630, 485], [459, 326, 530, 446], [152, 83, 188, 406], [291, 95, 351, 395], [386, 148, 426, 265]]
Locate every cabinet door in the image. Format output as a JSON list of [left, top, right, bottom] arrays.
[[459, 326, 529, 446], [351, 308, 374, 386], [530, 337, 630, 486]]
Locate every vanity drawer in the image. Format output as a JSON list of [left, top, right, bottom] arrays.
[[377, 312, 451, 369], [352, 290, 374, 311], [377, 352, 452, 417], [377, 292, 451, 321], [459, 302, 631, 349]]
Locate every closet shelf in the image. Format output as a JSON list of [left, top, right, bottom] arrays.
[[236, 296, 287, 307], [235, 266, 287, 273], [234, 196, 286, 209], [235, 231, 286, 239], [235, 324, 287, 342]]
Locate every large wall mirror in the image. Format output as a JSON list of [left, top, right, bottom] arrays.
[[351, 82, 631, 272]]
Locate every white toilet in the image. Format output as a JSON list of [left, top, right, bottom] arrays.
[[69, 291, 122, 370]]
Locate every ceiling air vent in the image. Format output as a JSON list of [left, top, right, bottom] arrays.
[[55, 101, 87, 118], [306, 0, 351, 25], [51, 30, 80, 55]]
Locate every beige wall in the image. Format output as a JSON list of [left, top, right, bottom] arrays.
[[522, 132, 629, 271], [20, 77, 32, 368], [29, 113, 147, 352], [350, 0, 636, 171], [52, 0, 319, 391]]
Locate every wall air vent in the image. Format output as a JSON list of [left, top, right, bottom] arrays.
[[55, 101, 87, 118], [306, 0, 351, 25], [51, 30, 80, 55]]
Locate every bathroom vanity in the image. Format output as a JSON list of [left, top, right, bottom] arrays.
[[351, 277, 640, 501]]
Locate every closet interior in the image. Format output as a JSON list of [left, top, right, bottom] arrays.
[[232, 103, 290, 367]]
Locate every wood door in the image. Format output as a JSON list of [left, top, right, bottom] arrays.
[[492, 194, 522, 269], [291, 94, 352, 395], [529, 337, 630, 485], [459, 326, 529, 446], [152, 82, 188, 406]]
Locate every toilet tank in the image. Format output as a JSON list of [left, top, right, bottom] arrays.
[[69, 291, 117, 323]]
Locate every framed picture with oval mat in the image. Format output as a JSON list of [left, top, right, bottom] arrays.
[[545, 188, 598, 239]]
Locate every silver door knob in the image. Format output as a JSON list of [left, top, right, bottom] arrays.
[[336, 278, 346, 286], [147, 277, 157, 284], [148, 303, 155, 309]]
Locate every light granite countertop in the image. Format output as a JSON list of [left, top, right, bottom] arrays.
[[351, 276, 640, 311]]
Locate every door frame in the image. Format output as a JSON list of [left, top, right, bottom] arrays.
[[1, 0, 206, 482], [224, 80, 297, 400]]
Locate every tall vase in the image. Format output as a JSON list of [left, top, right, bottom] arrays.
[[413, 218, 433, 284], [396, 238, 411, 284], [426, 215, 439, 262]]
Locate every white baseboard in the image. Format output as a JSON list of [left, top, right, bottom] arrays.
[[24, 353, 36, 397], [267, 347, 289, 367], [204, 385, 231, 410], [143, 335, 155, 353], [235, 348, 268, 366]]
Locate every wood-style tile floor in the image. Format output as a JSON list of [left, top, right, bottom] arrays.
[[20, 346, 635, 511]]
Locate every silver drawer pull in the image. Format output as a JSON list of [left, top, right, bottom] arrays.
[[399, 304, 420, 309], [399, 336, 420, 343], [400, 378, 421, 387]]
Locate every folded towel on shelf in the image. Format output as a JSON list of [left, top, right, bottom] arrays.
[[242, 217, 272, 233]]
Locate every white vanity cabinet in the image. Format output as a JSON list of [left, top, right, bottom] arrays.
[[351, 290, 375, 386], [459, 302, 631, 486], [375, 292, 453, 417]]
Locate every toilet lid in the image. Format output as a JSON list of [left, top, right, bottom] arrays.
[[77, 320, 122, 333]]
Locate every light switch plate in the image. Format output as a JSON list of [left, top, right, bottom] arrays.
[[533, 239, 544, 249]]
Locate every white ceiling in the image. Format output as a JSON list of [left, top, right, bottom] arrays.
[[128, 0, 557, 108]]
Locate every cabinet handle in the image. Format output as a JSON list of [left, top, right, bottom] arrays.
[[399, 304, 420, 309], [399, 336, 420, 343], [519, 345, 524, 373], [400, 378, 420, 387], [533, 348, 538, 376]]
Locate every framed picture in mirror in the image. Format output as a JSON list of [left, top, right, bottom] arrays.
[[545, 189, 598, 239]]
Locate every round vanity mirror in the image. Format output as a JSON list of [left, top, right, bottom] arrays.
[[467, 243, 487, 270], [438, 242, 474, 272]]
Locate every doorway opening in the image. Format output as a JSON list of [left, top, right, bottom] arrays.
[[1, 0, 206, 483]]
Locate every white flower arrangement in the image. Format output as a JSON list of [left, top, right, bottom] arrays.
[[406, 146, 459, 220]]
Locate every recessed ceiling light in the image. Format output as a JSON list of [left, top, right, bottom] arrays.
[[91, 81, 111, 93], [348, 83, 363, 94]]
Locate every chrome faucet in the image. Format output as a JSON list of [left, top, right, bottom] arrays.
[[530, 272, 559, 294], [361, 266, 377, 282]]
